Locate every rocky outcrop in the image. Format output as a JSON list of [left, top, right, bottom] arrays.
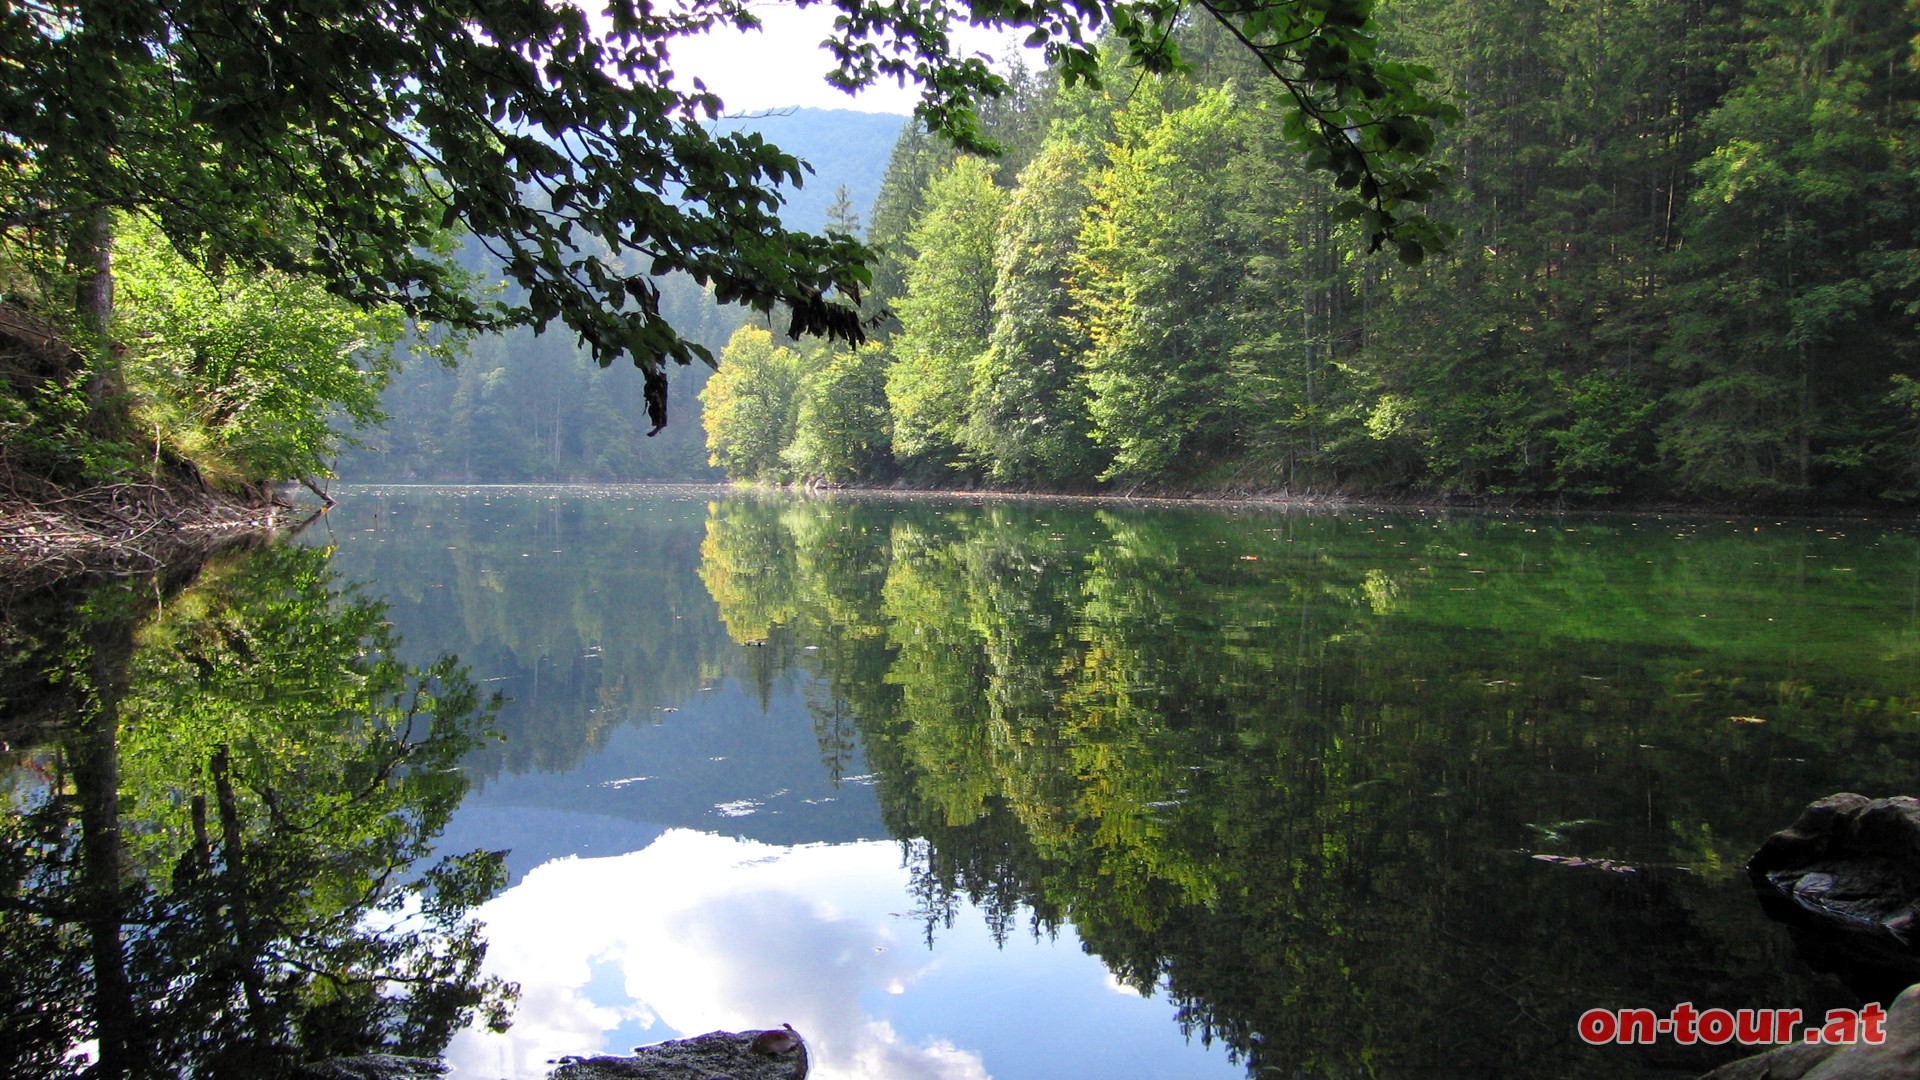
[[549, 1027, 808, 1080], [1700, 984, 1920, 1080], [1749, 793, 1920, 1000], [1700, 794, 1920, 1078]]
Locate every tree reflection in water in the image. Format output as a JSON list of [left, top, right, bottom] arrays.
[[0, 545, 516, 1079], [697, 497, 1920, 1078]]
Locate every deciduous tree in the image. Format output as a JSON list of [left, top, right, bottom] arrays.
[[887, 158, 1006, 474], [0, 0, 1452, 435], [700, 326, 801, 480], [788, 343, 894, 483], [969, 137, 1105, 484]]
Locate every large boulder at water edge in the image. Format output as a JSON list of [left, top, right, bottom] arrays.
[[1748, 793, 1920, 1000], [1700, 984, 1920, 1079], [549, 1027, 808, 1080]]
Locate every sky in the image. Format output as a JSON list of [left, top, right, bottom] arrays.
[[439, 829, 1246, 1080], [657, 0, 1040, 115]]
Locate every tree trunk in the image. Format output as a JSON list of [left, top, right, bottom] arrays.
[[211, 746, 270, 1022], [70, 207, 126, 435], [72, 623, 137, 1078]]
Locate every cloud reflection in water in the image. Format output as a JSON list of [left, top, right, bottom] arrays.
[[443, 830, 1240, 1080]]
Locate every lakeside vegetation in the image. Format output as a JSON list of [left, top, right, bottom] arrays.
[[3, 0, 1904, 553], [0, 213, 443, 500], [702, 0, 1920, 509], [2, 0, 1452, 539], [10, 0, 1908, 516], [330, 110, 909, 486]]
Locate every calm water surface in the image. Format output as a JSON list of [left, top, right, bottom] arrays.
[[7, 486, 1917, 1079], [309, 486, 1920, 1079]]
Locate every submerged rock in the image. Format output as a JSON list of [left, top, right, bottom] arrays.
[[1749, 793, 1920, 1000], [549, 1027, 808, 1080]]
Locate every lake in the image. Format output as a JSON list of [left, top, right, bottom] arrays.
[[5, 485, 1918, 1079]]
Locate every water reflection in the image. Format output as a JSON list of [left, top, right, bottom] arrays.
[[443, 829, 1240, 1080], [0, 546, 514, 1079], [690, 497, 1920, 1078], [313, 489, 1920, 1079]]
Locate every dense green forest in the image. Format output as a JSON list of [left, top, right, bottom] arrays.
[[0, 103, 899, 493], [6, 0, 1912, 508], [706, 0, 1920, 507]]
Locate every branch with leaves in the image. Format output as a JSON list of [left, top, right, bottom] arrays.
[[0, 0, 1451, 433]]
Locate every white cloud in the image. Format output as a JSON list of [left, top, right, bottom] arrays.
[[657, 1, 1039, 115], [444, 832, 988, 1080], [442, 829, 1243, 1080]]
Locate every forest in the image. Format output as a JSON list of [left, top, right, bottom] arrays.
[[333, 108, 905, 485], [702, 0, 1920, 507], [13, 0, 1445, 520], [3, 0, 1913, 512]]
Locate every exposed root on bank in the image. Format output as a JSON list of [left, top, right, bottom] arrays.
[[0, 477, 296, 580]]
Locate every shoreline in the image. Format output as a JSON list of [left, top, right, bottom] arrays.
[[794, 478, 1920, 521], [331, 477, 1920, 523], [4, 472, 1910, 584], [0, 481, 310, 583]]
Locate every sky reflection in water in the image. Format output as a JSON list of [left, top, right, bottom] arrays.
[[443, 829, 1240, 1080], [313, 486, 1920, 1079]]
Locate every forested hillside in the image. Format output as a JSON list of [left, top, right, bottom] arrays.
[[705, 0, 1920, 507], [335, 108, 904, 483]]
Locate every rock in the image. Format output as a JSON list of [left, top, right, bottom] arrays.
[[1749, 794, 1920, 1000], [298, 1056, 448, 1080], [549, 1027, 808, 1080], [1698, 1040, 1838, 1080], [1701, 985, 1920, 1080]]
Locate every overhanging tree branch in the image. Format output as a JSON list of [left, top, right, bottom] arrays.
[[0, 0, 1451, 432]]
